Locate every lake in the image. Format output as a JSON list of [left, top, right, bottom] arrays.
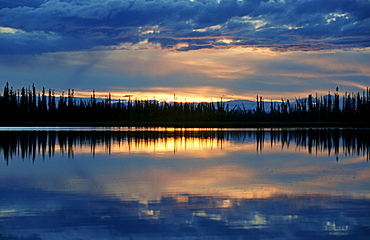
[[1, 127, 369, 239]]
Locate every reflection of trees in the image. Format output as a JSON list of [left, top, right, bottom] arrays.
[[1, 130, 369, 163], [255, 129, 370, 160]]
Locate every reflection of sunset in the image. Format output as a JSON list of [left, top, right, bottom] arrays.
[[2, 129, 369, 164], [55, 136, 256, 157], [2, 130, 369, 205], [55, 137, 233, 158], [30, 163, 286, 202]]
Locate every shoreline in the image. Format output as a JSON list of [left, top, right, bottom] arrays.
[[0, 121, 369, 128]]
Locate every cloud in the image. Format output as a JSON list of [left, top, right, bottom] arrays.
[[0, 0, 44, 9], [0, 28, 96, 55], [0, 0, 369, 54], [1, 47, 369, 102]]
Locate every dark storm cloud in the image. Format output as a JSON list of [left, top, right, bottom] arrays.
[[0, 0, 44, 8], [0, 0, 369, 54]]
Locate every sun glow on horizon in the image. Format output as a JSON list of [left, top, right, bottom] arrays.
[[71, 87, 344, 103], [72, 87, 255, 103]]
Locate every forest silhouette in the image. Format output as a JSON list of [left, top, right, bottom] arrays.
[[0, 83, 369, 123], [1, 129, 369, 163]]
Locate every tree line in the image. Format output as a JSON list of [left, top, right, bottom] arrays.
[[0, 82, 369, 123]]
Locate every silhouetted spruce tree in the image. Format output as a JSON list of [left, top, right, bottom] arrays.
[[0, 83, 369, 123]]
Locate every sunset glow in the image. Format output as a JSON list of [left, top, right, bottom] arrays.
[[1, 1, 370, 236], [1, 0, 369, 101]]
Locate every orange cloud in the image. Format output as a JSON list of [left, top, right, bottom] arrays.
[[73, 86, 250, 102]]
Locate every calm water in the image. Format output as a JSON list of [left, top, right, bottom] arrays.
[[0, 128, 369, 239]]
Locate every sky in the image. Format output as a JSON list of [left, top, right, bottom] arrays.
[[0, 0, 369, 102]]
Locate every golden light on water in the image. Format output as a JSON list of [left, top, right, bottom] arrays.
[[55, 135, 239, 157], [3, 130, 369, 205]]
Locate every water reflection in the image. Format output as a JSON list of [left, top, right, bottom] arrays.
[[1, 129, 369, 163], [1, 128, 369, 239], [2, 189, 370, 239]]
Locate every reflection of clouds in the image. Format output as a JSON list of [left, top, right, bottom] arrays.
[[227, 213, 268, 230], [1, 130, 370, 239], [1, 130, 369, 202], [17, 155, 368, 202], [357, 168, 370, 183], [2, 188, 369, 239], [101, 164, 267, 201], [3, 162, 284, 201], [277, 163, 370, 198], [334, 156, 370, 167]]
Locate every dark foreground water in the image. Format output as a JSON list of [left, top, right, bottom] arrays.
[[0, 127, 369, 239]]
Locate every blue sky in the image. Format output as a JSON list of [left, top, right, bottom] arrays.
[[1, 0, 369, 101]]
